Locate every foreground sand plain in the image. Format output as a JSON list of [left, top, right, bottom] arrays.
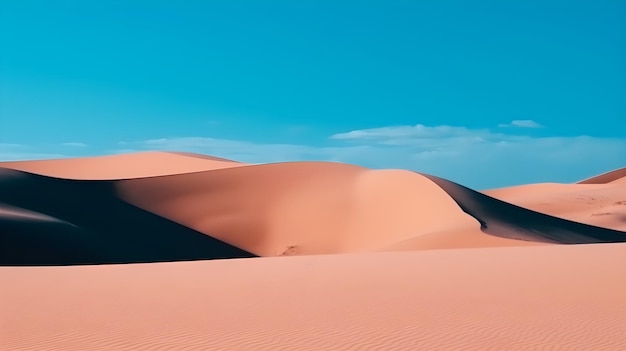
[[1, 151, 625, 350]]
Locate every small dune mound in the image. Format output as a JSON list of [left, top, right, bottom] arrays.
[[422, 173, 626, 243], [578, 167, 626, 184], [484, 178, 626, 232]]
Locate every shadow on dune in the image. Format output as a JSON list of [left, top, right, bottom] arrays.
[[421, 173, 626, 244], [0, 168, 254, 266], [577, 167, 626, 184]]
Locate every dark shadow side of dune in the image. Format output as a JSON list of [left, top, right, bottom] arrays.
[[577, 167, 626, 184], [420, 173, 626, 244], [0, 168, 254, 266]]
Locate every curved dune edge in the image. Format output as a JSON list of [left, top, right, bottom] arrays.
[[167, 151, 244, 163], [3, 244, 626, 351], [0, 151, 245, 180], [0, 203, 74, 224], [117, 162, 536, 256], [484, 182, 626, 232], [379, 226, 545, 251], [577, 167, 626, 184], [1, 152, 625, 265], [0, 168, 254, 265], [421, 173, 626, 243]]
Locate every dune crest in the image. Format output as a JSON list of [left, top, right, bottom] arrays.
[[3, 151, 626, 349], [577, 167, 626, 184], [0, 151, 244, 180], [2, 152, 626, 266], [424, 174, 626, 243], [117, 163, 502, 256], [485, 181, 626, 232]]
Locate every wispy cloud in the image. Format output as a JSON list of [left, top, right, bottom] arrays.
[[327, 124, 625, 188], [331, 124, 482, 141], [117, 137, 374, 164], [62, 142, 88, 147], [3, 122, 624, 189], [0, 144, 69, 161], [498, 119, 544, 128], [330, 124, 492, 146], [118, 125, 626, 189]]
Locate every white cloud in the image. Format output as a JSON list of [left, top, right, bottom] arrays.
[[0, 144, 69, 161], [118, 126, 626, 189], [328, 124, 625, 188], [330, 124, 495, 147], [4, 123, 624, 189], [498, 119, 544, 128], [331, 124, 483, 140], [117, 137, 375, 164], [62, 142, 88, 147]]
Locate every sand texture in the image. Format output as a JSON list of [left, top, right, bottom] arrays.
[[2, 151, 626, 350]]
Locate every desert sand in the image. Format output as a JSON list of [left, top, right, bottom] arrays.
[[1, 151, 626, 350], [0, 151, 243, 180], [484, 170, 626, 232]]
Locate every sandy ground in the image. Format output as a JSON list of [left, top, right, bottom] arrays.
[[3, 244, 626, 351], [1, 152, 626, 350]]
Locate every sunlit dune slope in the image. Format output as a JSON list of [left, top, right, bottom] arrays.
[[117, 162, 534, 256], [0, 151, 243, 180], [485, 181, 626, 232], [425, 174, 626, 243], [2, 152, 626, 266]]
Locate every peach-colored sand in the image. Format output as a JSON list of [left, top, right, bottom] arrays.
[[578, 167, 626, 184], [485, 181, 626, 231], [3, 244, 626, 351], [1, 151, 539, 254], [3, 152, 624, 261], [2, 152, 626, 350], [0, 151, 243, 179], [117, 162, 539, 255]]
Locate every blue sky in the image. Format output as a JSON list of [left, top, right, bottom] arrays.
[[1, 0, 625, 188]]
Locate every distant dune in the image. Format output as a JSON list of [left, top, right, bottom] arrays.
[[485, 175, 626, 232], [1, 151, 625, 349], [577, 166, 626, 184], [0, 151, 243, 180], [425, 174, 626, 243]]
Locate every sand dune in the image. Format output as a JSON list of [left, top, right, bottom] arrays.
[[2, 152, 626, 265], [113, 158, 625, 248], [116, 162, 540, 255], [0, 151, 243, 180], [0, 168, 252, 265], [425, 174, 626, 243], [485, 182, 626, 232], [2, 151, 626, 350], [3, 243, 626, 351], [577, 166, 626, 184]]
